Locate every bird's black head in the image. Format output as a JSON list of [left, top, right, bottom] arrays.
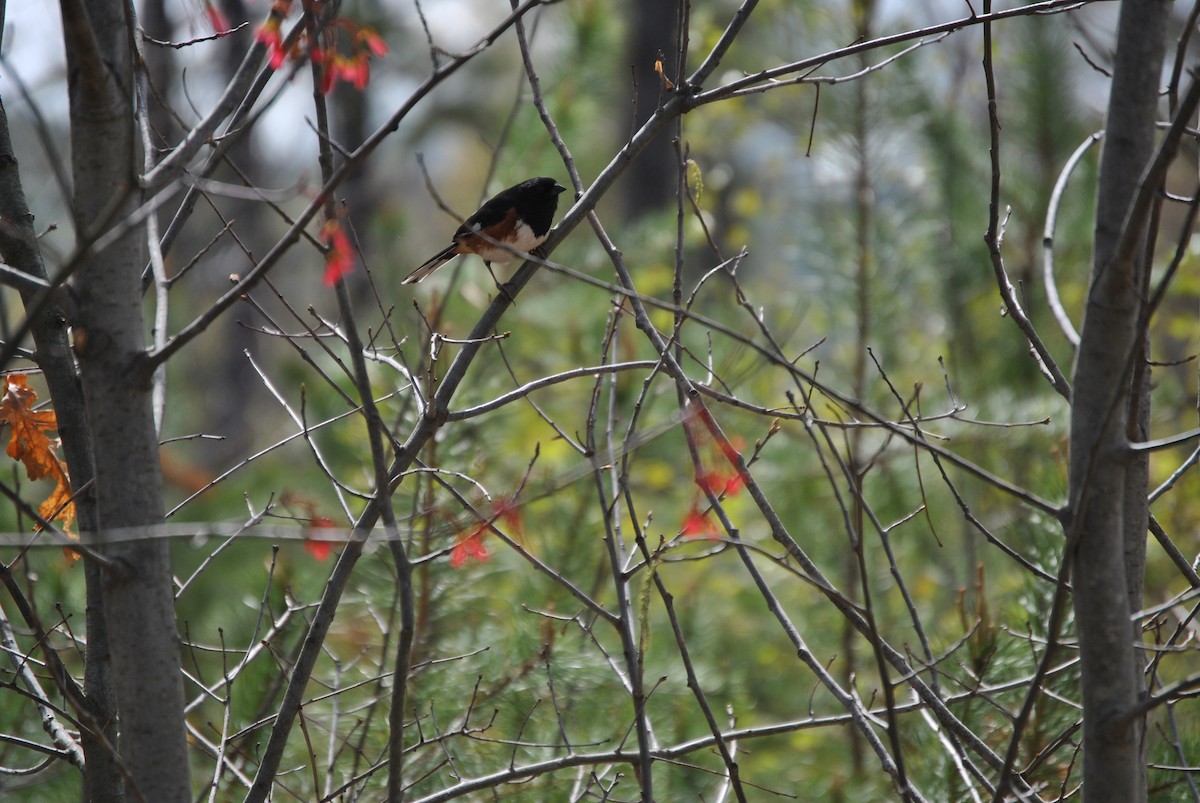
[[521, 176, 567, 199], [510, 177, 567, 235]]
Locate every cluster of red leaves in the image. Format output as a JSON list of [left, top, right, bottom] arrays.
[[320, 217, 355, 285], [449, 530, 488, 569], [450, 497, 523, 570], [313, 25, 388, 93], [253, 2, 385, 285], [679, 405, 747, 540], [255, 1, 388, 93], [256, 2, 290, 69], [0, 374, 75, 533]]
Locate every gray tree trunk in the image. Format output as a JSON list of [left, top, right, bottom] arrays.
[[62, 2, 190, 799], [1068, 2, 1168, 801], [0, 96, 125, 803]]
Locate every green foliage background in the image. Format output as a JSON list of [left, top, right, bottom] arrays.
[[3, 1, 1200, 800]]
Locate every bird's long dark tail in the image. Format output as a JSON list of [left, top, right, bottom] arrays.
[[402, 244, 459, 284]]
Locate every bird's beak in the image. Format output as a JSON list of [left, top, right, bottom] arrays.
[[553, 183, 567, 194]]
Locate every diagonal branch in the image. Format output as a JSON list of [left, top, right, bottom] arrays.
[[981, 6, 1071, 399]]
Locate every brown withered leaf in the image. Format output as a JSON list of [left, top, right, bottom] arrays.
[[1, 374, 76, 533]]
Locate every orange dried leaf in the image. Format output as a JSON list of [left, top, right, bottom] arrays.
[[38, 472, 75, 532], [654, 55, 674, 91], [2, 375, 59, 479], [1, 375, 76, 530]]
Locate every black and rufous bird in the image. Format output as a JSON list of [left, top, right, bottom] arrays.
[[402, 176, 567, 284]]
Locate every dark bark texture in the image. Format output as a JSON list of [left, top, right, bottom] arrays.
[[62, 1, 191, 799], [1068, 2, 1169, 801]]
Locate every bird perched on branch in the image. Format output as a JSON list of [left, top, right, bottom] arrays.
[[402, 176, 567, 285]]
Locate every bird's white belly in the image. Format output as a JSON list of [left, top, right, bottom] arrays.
[[474, 220, 544, 263]]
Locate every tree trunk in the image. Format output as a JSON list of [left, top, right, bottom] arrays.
[[62, 2, 190, 799], [0, 94, 126, 803], [620, 0, 677, 217], [1068, 2, 1168, 800]]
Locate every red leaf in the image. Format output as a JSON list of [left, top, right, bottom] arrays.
[[695, 470, 720, 495], [695, 467, 744, 498], [684, 404, 746, 499], [203, 1, 231, 33], [680, 505, 717, 539], [450, 529, 490, 569], [358, 27, 388, 57], [320, 218, 355, 285], [304, 515, 338, 561], [255, 20, 287, 70], [305, 537, 333, 561], [491, 496, 522, 535], [350, 57, 370, 91]]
